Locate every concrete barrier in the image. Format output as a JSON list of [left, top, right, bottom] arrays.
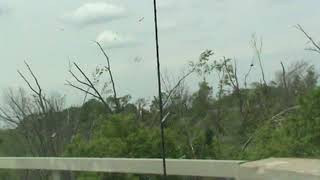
[[238, 158, 320, 180], [0, 157, 319, 179], [0, 157, 244, 179]]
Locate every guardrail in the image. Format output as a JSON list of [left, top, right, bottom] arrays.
[[0, 157, 244, 179], [0, 157, 319, 180]]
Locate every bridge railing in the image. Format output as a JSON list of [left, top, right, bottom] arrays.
[[0, 157, 319, 180]]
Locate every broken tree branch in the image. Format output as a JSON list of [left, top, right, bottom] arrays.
[[295, 24, 320, 53], [162, 67, 195, 108]]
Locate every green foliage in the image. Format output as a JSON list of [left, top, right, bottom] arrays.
[[191, 81, 213, 118], [66, 113, 187, 159], [245, 88, 320, 160], [0, 46, 319, 180]]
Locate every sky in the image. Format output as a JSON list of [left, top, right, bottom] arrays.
[[0, 0, 319, 106]]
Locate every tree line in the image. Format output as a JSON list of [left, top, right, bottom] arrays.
[[0, 25, 319, 180]]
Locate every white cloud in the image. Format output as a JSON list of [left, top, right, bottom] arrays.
[[62, 2, 125, 26], [96, 30, 135, 48]]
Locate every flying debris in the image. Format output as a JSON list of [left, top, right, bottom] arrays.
[[138, 17, 145, 22], [58, 27, 65, 31], [134, 56, 142, 63], [161, 112, 170, 124], [51, 132, 57, 138]]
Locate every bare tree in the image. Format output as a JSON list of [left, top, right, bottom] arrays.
[[251, 34, 267, 86], [0, 62, 75, 180], [3, 65, 76, 150]]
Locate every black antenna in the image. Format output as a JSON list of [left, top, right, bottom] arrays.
[[152, 0, 167, 179]]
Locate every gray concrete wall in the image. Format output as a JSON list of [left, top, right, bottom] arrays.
[[0, 157, 243, 178], [0, 157, 319, 179]]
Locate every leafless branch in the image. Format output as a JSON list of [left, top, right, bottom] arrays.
[[280, 62, 288, 88], [69, 62, 111, 113], [8, 95, 28, 118], [295, 24, 320, 53], [280, 62, 290, 104], [68, 70, 92, 88], [162, 67, 195, 108], [17, 71, 38, 95], [241, 136, 253, 152], [242, 105, 300, 152], [18, 62, 47, 113], [161, 73, 170, 93], [66, 81, 100, 99], [95, 41, 120, 111], [24, 61, 43, 96], [233, 59, 245, 116], [244, 59, 254, 89], [251, 34, 267, 86], [271, 105, 300, 121], [0, 107, 18, 125], [234, 59, 240, 90]]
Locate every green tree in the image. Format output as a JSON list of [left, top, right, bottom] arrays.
[[245, 88, 320, 160]]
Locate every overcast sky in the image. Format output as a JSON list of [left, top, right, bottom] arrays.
[[0, 0, 319, 105]]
